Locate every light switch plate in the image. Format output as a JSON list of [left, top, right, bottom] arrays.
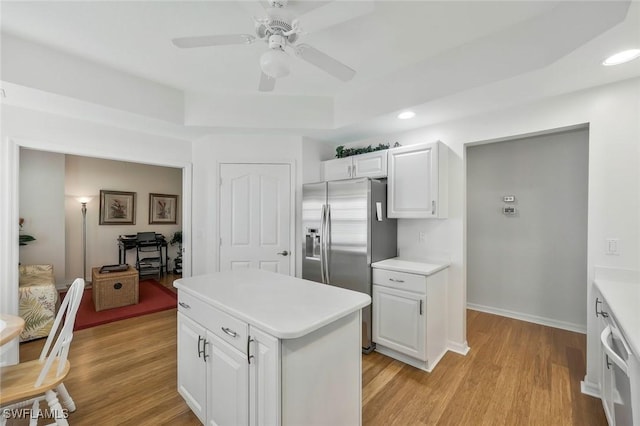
[[606, 238, 620, 255]]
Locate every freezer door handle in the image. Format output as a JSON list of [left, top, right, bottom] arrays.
[[324, 204, 332, 284], [320, 204, 327, 283]]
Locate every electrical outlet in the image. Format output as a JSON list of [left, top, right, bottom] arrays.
[[418, 232, 426, 243]]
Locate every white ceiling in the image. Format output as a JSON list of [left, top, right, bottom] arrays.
[[2, 1, 640, 142]]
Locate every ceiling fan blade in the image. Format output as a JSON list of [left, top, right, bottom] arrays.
[[258, 72, 276, 92], [296, 2, 375, 34], [294, 44, 356, 82], [172, 34, 256, 48]]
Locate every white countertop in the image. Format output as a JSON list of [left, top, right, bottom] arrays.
[[174, 269, 371, 339], [371, 257, 450, 276], [594, 267, 640, 357]]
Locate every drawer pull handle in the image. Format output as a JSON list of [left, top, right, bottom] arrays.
[[595, 297, 609, 318], [222, 327, 238, 338], [197, 335, 204, 359], [389, 278, 405, 283], [113, 282, 122, 290], [247, 337, 255, 364], [419, 299, 423, 316], [178, 302, 191, 309], [202, 338, 210, 362]]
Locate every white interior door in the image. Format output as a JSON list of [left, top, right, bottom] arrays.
[[219, 163, 291, 275]]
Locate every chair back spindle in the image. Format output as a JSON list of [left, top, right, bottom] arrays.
[[35, 278, 84, 387]]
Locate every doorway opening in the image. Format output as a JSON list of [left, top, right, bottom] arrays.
[[466, 126, 589, 332]]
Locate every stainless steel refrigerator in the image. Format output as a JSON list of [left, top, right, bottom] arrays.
[[302, 178, 397, 352]]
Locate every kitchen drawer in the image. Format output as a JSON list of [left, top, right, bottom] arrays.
[[373, 269, 426, 293], [178, 291, 248, 354]]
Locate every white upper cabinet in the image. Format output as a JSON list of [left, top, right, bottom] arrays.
[[321, 157, 352, 181], [387, 141, 448, 218], [352, 150, 388, 178], [321, 150, 388, 181]]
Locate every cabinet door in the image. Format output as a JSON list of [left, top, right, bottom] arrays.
[[388, 142, 442, 218], [322, 157, 353, 181], [177, 313, 207, 424], [373, 285, 426, 360], [249, 327, 280, 426], [352, 151, 387, 178], [208, 333, 249, 426]]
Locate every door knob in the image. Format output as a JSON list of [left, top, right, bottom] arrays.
[[277, 250, 289, 256]]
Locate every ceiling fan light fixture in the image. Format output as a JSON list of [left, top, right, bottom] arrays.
[[260, 48, 291, 79], [602, 49, 640, 66]]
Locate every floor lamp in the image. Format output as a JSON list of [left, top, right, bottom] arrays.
[[77, 197, 92, 282]]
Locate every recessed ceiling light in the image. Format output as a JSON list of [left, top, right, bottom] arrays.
[[602, 49, 640, 66], [397, 111, 416, 120]]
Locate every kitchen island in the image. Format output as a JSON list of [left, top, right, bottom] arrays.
[[174, 268, 371, 426]]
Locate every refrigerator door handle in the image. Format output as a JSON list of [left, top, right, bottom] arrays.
[[320, 204, 327, 283], [325, 204, 331, 284]]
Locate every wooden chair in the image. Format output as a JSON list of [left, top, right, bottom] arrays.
[[0, 278, 85, 426]]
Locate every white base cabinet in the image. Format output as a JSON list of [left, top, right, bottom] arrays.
[[177, 291, 362, 426], [322, 150, 388, 181], [372, 265, 448, 372], [387, 141, 447, 218], [177, 314, 207, 423]]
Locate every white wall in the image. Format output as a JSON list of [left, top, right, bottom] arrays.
[[191, 134, 304, 277], [302, 137, 335, 184], [19, 149, 66, 284], [339, 78, 640, 370], [467, 128, 589, 332], [64, 155, 182, 284], [1, 105, 191, 314]]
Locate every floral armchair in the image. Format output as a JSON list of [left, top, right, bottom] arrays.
[[18, 264, 59, 342]]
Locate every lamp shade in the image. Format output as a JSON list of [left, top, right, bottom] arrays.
[[76, 196, 93, 204], [260, 49, 291, 79]]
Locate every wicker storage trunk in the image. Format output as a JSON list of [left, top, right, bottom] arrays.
[[91, 267, 139, 311]]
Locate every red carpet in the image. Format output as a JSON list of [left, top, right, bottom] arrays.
[[70, 279, 177, 330]]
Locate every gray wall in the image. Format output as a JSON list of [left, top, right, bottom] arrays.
[[19, 148, 66, 284], [467, 128, 588, 331]]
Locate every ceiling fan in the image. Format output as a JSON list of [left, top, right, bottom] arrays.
[[171, 0, 371, 92]]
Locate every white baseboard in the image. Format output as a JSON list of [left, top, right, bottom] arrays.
[[375, 345, 447, 373], [467, 303, 586, 334], [581, 378, 601, 398], [447, 340, 470, 356]]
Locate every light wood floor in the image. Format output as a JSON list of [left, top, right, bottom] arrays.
[[12, 275, 605, 425]]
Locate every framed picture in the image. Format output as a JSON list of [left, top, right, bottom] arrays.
[[149, 193, 178, 224], [99, 190, 136, 225]]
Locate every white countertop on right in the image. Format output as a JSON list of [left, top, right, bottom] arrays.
[[594, 266, 640, 358], [594, 278, 640, 358], [371, 257, 449, 276]]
